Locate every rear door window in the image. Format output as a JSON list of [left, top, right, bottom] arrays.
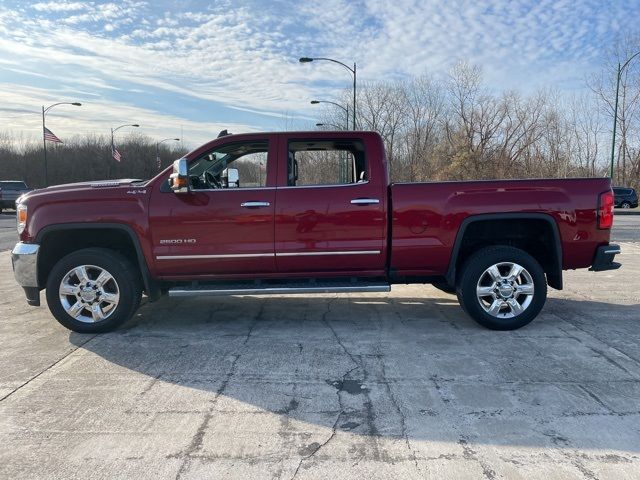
[[286, 139, 367, 187]]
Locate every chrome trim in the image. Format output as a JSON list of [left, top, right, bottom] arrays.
[[90, 180, 130, 188], [168, 283, 391, 297], [350, 198, 380, 205], [604, 247, 621, 254], [11, 242, 40, 288], [276, 250, 380, 257], [188, 187, 277, 192], [156, 250, 381, 260], [241, 201, 271, 208], [277, 181, 370, 190], [156, 253, 273, 260]]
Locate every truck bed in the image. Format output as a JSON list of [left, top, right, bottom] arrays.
[[390, 177, 612, 277]]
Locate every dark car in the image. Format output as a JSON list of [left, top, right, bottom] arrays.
[[0, 180, 32, 212], [613, 187, 638, 209]]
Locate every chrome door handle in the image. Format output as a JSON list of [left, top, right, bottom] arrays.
[[241, 201, 271, 208], [350, 198, 380, 205]]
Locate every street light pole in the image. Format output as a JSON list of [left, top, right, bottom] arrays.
[[609, 51, 640, 181], [42, 101, 81, 187], [311, 100, 349, 129], [42, 106, 46, 187], [111, 123, 140, 151], [156, 138, 180, 171], [300, 57, 357, 130], [109, 123, 140, 178]]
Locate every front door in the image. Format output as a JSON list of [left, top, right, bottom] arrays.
[[149, 136, 277, 277]]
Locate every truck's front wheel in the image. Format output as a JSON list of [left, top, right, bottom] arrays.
[[456, 246, 547, 330], [46, 248, 141, 333]]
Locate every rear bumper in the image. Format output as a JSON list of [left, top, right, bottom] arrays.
[[11, 242, 41, 306], [589, 244, 621, 272]]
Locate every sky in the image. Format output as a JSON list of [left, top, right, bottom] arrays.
[[0, 0, 638, 148]]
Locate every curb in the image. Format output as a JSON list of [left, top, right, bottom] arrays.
[[615, 210, 640, 216]]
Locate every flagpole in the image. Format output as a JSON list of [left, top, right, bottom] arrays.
[[109, 127, 114, 179], [41, 101, 82, 187], [42, 106, 48, 187]]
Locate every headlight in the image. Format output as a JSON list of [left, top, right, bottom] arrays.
[[17, 203, 27, 234]]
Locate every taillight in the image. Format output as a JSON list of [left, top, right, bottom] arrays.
[[598, 190, 614, 229]]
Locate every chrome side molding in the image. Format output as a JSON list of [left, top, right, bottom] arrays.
[[168, 282, 391, 297]]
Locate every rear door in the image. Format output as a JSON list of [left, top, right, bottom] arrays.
[[274, 133, 387, 275]]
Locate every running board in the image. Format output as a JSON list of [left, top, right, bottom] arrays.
[[168, 281, 390, 297]]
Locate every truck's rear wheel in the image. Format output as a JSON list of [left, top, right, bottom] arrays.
[[456, 246, 547, 330], [46, 248, 141, 333]]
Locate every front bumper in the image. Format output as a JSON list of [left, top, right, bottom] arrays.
[[589, 244, 621, 272], [11, 242, 41, 306]]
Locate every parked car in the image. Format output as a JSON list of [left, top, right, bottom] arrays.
[[613, 186, 638, 209], [0, 180, 31, 212], [11, 131, 620, 333]]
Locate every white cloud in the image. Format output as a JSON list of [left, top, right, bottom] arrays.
[[0, 83, 259, 147], [0, 0, 637, 147], [31, 1, 88, 12]]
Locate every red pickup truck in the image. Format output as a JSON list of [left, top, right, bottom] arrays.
[[11, 131, 620, 333]]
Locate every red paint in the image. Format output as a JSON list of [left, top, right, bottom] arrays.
[[18, 131, 614, 283]]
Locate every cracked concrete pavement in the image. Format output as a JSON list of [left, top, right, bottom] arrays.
[[1, 241, 640, 479]]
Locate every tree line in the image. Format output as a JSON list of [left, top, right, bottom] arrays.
[[316, 43, 640, 190], [0, 132, 189, 188]]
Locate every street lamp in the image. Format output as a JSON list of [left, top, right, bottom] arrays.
[[315, 122, 343, 130], [111, 123, 140, 149], [156, 138, 180, 170], [42, 101, 82, 186], [311, 100, 349, 129], [609, 51, 640, 181], [109, 123, 140, 178], [299, 57, 357, 130]]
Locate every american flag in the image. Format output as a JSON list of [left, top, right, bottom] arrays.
[[112, 146, 121, 162], [43, 127, 62, 143]]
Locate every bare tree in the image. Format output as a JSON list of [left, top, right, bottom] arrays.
[[588, 34, 640, 186]]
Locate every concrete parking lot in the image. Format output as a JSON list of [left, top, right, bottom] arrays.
[[0, 211, 18, 251], [0, 217, 639, 479]]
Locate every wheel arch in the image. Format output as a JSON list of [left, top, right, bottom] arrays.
[[445, 213, 563, 290], [35, 223, 160, 301]]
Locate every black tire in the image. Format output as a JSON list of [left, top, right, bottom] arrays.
[[46, 248, 141, 333], [621, 202, 631, 209], [432, 282, 456, 295], [456, 246, 547, 330]]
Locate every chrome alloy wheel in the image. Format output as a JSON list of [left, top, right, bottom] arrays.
[[476, 262, 534, 318], [58, 265, 120, 323]]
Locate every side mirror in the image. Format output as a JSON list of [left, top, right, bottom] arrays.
[[223, 167, 240, 188], [169, 158, 189, 193]]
